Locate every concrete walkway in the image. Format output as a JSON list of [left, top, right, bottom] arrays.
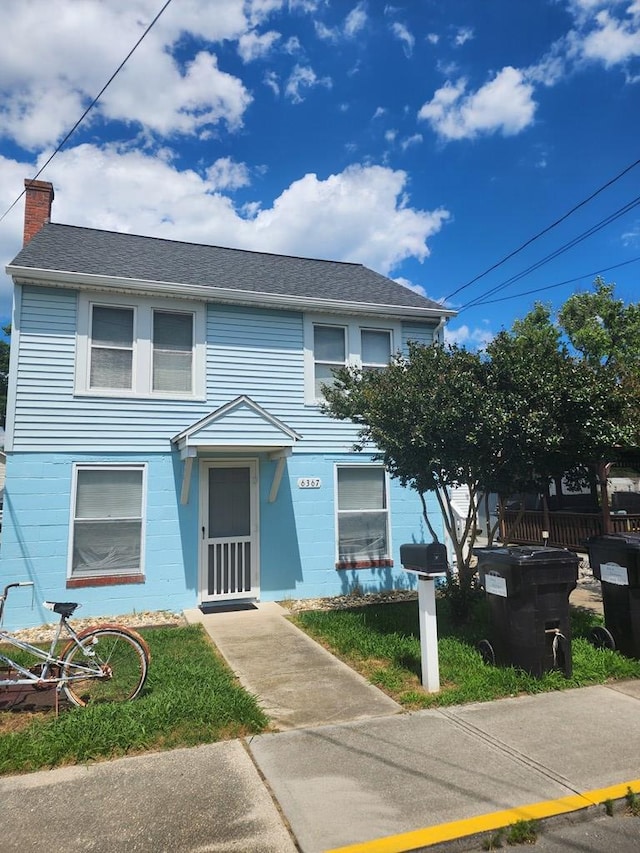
[[184, 602, 401, 729]]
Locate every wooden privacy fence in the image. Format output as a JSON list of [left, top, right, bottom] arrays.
[[500, 510, 640, 552]]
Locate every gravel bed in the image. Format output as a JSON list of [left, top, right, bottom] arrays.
[[6, 610, 186, 645]]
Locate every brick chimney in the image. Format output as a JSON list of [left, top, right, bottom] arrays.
[[23, 179, 54, 245]]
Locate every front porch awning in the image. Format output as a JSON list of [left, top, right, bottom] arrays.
[[171, 395, 302, 504]]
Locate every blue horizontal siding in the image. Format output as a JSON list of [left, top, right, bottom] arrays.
[[402, 321, 436, 348], [11, 287, 440, 454]]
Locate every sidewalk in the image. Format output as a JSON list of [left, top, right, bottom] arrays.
[[183, 601, 640, 853], [2, 600, 639, 852]]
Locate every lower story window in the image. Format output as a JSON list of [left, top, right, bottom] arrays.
[[70, 465, 145, 581], [336, 466, 391, 566]]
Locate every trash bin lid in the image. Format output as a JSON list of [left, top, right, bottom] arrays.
[[475, 545, 578, 566], [588, 532, 640, 549]]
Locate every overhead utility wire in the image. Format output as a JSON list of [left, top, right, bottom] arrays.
[[0, 0, 174, 226], [459, 254, 640, 309], [457, 194, 640, 313], [460, 194, 640, 310], [445, 155, 640, 301]]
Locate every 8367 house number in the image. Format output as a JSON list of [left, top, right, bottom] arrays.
[[297, 478, 321, 489]]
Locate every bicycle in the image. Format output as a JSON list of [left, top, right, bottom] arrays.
[[0, 581, 150, 708]]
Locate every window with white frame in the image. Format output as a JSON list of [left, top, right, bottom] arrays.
[[152, 310, 194, 393], [361, 329, 391, 372], [304, 315, 399, 404], [336, 466, 390, 564], [313, 324, 346, 399], [90, 305, 134, 390], [70, 465, 146, 579], [76, 294, 205, 399]]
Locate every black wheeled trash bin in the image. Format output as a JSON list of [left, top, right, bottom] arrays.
[[587, 533, 640, 657], [475, 546, 579, 678]]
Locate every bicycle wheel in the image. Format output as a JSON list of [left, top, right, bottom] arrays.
[[61, 626, 149, 707]]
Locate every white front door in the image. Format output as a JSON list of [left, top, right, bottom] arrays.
[[200, 460, 259, 602]]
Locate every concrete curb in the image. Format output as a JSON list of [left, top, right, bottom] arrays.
[[324, 779, 640, 853]]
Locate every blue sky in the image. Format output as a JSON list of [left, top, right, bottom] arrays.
[[0, 0, 638, 346]]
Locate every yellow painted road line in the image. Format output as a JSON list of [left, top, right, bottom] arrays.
[[325, 780, 640, 853]]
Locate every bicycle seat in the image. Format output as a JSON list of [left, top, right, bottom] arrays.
[[43, 601, 80, 618]]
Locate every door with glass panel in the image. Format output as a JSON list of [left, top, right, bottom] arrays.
[[200, 461, 259, 602]]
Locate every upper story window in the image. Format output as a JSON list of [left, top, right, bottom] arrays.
[[313, 324, 346, 398], [152, 310, 194, 394], [361, 329, 391, 372], [304, 315, 399, 404], [76, 293, 205, 400], [90, 306, 134, 390]]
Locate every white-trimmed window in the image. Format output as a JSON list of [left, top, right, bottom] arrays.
[[69, 464, 146, 580], [304, 315, 399, 404], [335, 465, 391, 566], [152, 309, 194, 393], [76, 293, 205, 399], [90, 305, 134, 389], [313, 324, 346, 399], [361, 329, 391, 372]]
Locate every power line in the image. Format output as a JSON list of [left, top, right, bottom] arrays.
[[444, 155, 640, 301], [0, 0, 174, 226], [457, 255, 640, 311], [458, 194, 640, 312]]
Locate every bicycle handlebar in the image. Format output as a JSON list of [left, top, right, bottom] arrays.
[[1, 581, 34, 598]]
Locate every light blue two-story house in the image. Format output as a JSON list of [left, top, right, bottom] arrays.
[[1, 180, 454, 629]]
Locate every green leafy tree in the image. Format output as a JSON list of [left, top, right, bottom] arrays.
[[486, 304, 637, 507], [559, 277, 640, 371], [323, 301, 638, 587], [324, 343, 516, 586]]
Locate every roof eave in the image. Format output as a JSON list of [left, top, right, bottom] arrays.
[[6, 264, 457, 320]]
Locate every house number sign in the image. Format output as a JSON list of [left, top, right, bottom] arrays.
[[297, 478, 321, 489]]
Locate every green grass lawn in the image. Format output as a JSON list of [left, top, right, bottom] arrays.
[[0, 625, 268, 775], [291, 597, 640, 708]]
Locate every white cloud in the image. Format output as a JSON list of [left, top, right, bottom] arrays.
[[444, 323, 494, 349], [237, 29, 281, 62], [285, 64, 332, 103], [315, 3, 367, 42], [0, 0, 254, 150], [418, 67, 537, 141], [580, 8, 640, 65], [427, 33, 440, 45], [247, 0, 285, 26], [372, 107, 386, 119], [264, 70, 280, 95], [103, 50, 253, 136], [562, 1, 640, 71], [345, 3, 368, 37], [622, 220, 640, 245], [400, 134, 423, 150], [454, 27, 474, 47], [0, 148, 450, 314], [390, 22, 415, 57], [315, 21, 338, 41], [246, 164, 450, 273], [283, 35, 302, 53], [394, 276, 428, 297], [205, 157, 250, 190]]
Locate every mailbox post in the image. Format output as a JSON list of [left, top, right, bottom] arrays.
[[400, 543, 448, 693]]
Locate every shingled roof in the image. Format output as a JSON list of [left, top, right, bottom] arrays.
[[9, 222, 450, 313]]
